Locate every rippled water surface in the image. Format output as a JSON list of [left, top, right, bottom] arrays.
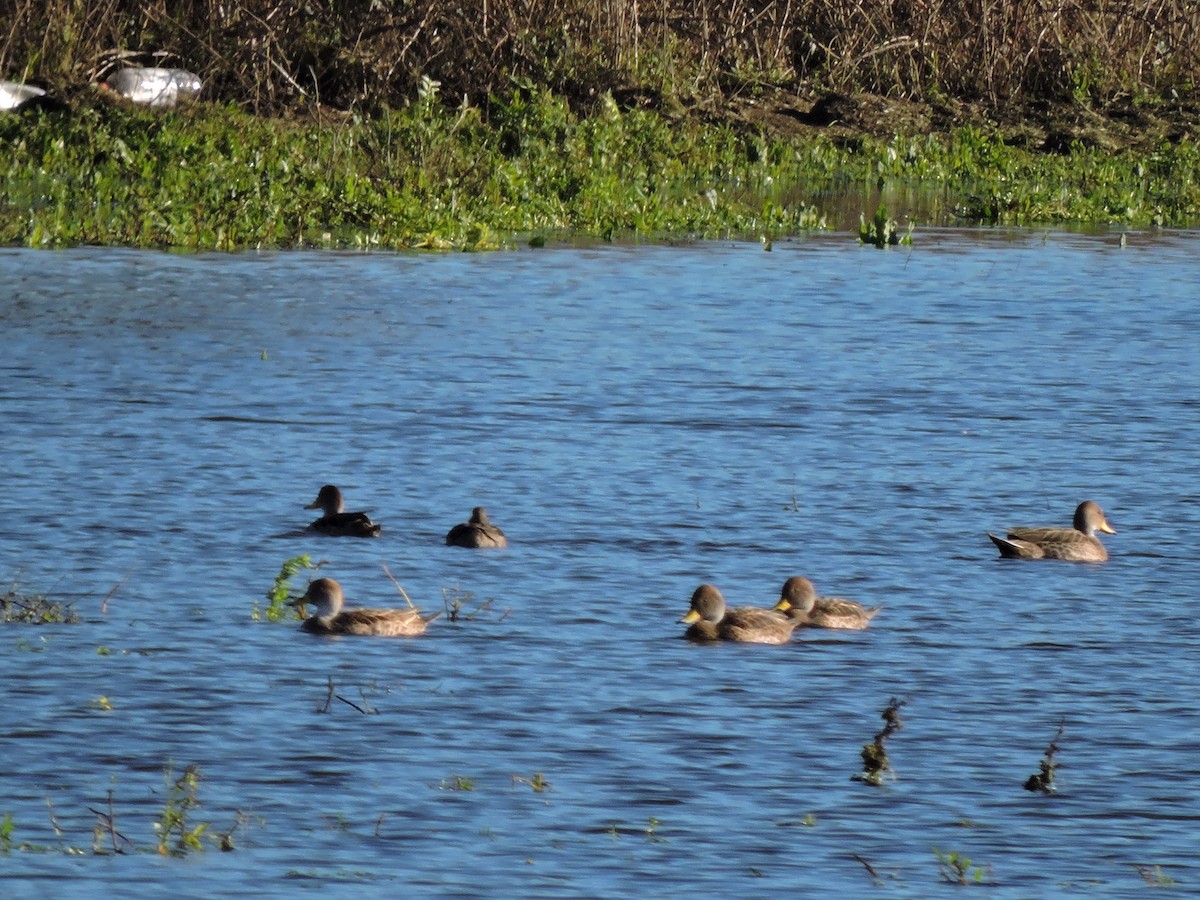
[[2, 232, 1198, 897]]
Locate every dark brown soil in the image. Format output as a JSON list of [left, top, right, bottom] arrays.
[[705, 89, 1200, 153]]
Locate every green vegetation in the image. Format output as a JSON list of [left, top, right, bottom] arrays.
[[859, 203, 912, 247], [934, 847, 992, 885], [2, 583, 80, 624], [257, 554, 319, 622], [3, 3, 1200, 249], [154, 763, 209, 856]]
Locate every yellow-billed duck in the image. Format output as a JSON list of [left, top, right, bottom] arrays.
[[679, 583, 798, 644], [445, 506, 507, 548], [305, 484, 381, 538], [988, 500, 1116, 562], [289, 577, 438, 636], [772, 576, 880, 630]]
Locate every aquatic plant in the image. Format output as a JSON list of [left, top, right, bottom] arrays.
[[154, 764, 210, 856], [1, 582, 79, 624], [852, 853, 884, 886], [1132, 864, 1176, 887], [511, 772, 552, 793], [934, 847, 992, 885], [854, 697, 905, 785], [1024, 718, 1065, 795], [317, 675, 378, 715], [258, 554, 321, 622], [88, 789, 135, 855], [858, 203, 912, 247], [438, 775, 475, 791]]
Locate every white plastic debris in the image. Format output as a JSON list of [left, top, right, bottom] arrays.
[[0, 80, 47, 111], [104, 67, 202, 107]]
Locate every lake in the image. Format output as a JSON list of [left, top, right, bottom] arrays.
[[1, 231, 1197, 896]]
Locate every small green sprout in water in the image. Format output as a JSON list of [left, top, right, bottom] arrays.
[[0, 813, 14, 852], [854, 696, 905, 785], [257, 554, 322, 622], [512, 772, 552, 793], [438, 775, 475, 791], [858, 204, 913, 247], [1132, 864, 1175, 887], [934, 847, 991, 885], [154, 764, 210, 856], [644, 817, 668, 843], [1024, 718, 1065, 795]]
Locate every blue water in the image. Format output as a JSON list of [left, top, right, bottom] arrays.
[[1, 231, 1198, 897]]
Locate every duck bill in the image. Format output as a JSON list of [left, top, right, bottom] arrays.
[[1100, 521, 1117, 534], [304, 498, 320, 510], [773, 599, 792, 612], [679, 609, 701, 624]]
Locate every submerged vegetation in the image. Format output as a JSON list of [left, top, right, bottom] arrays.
[[1024, 719, 1066, 795], [1, 582, 79, 624], [854, 697, 905, 786], [3, 1, 1200, 248]]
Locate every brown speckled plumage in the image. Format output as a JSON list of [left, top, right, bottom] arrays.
[[988, 500, 1116, 562], [772, 576, 880, 630], [291, 577, 438, 637], [679, 583, 798, 644]]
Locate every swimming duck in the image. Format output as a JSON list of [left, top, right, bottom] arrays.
[[445, 506, 507, 548], [772, 576, 881, 630], [289, 577, 439, 636], [988, 500, 1116, 562], [679, 583, 799, 644], [304, 485, 381, 538]]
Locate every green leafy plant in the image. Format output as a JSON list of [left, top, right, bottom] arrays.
[[154, 764, 210, 856], [934, 847, 991, 885], [512, 772, 552, 792], [858, 203, 913, 247], [257, 555, 320, 622]]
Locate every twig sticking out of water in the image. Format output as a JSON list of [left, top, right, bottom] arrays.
[[441, 583, 496, 622], [1024, 718, 1066, 794], [87, 789, 133, 854], [318, 675, 373, 714], [853, 697, 906, 785], [99, 576, 128, 615], [381, 563, 416, 608], [852, 853, 883, 885]]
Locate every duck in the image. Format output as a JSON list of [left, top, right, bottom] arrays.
[[445, 506, 507, 548], [289, 577, 439, 636], [988, 500, 1116, 562], [679, 583, 799, 644], [304, 485, 381, 537], [772, 576, 881, 630]]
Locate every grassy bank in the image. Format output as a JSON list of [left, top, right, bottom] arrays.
[[4, 87, 1200, 251], [4, 0, 1200, 249]]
